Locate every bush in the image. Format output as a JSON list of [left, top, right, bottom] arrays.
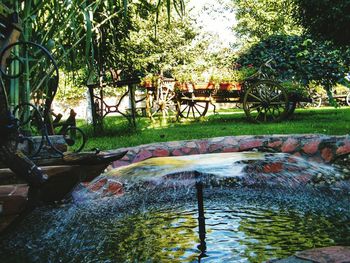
[[236, 35, 349, 91]]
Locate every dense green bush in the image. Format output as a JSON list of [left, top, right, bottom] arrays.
[[237, 35, 349, 90]]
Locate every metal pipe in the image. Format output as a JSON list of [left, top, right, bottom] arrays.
[[196, 179, 207, 260]]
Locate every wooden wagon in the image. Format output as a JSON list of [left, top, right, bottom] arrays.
[[145, 77, 310, 123]]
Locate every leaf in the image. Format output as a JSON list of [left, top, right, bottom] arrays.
[[166, 0, 171, 24], [123, 0, 128, 16], [83, 9, 92, 67]]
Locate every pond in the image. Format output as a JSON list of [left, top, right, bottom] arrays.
[[1, 152, 350, 263]]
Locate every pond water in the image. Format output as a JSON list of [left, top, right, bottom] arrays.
[[1, 152, 350, 263]]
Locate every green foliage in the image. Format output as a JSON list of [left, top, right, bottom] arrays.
[[237, 35, 349, 90], [293, 0, 350, 46], [55, 69, 87, 106], [232, 0, 302, 44], [281, 80, 308, 97], [217, 69, 236, 83], [2, 0, 187, 98], [234, 66, 257, 82], [172, 64, 257, 85], [124, 10, 200, 78], [140, 73, 160, 87], [173, 69, 196, 83], [209, 66, 257, 83]]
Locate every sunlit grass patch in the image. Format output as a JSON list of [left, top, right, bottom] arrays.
[[78, 107, 350, 150]]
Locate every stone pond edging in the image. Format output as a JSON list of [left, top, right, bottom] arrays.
[[111, 134, 350, 168]]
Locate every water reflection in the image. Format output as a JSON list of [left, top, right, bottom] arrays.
[[1, 190, 350, 262]]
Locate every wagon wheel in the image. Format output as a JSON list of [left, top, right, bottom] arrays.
[[147, 86, 176, 119], [310, 93, 322, 108], [176, 98, 209, 119], [300, 92, 322, 108], [305, 96, 322, 108], [243, 80, 289, 123], [346, 92, 350, 106]]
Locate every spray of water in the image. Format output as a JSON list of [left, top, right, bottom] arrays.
[[73, 152, 348, 202]]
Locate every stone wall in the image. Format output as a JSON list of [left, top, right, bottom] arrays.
[[111, 134, 350, 168]]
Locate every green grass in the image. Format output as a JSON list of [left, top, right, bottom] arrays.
[[78, 107, 350, 151]]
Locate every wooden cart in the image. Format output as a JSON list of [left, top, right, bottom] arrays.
[[146, 77, 310, 123]]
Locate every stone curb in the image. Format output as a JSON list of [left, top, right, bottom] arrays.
[[109, 134, 350, 168]]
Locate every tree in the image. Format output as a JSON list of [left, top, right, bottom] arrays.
[[236, 35, 348, 90], [232, 0, 302, 45], [293, 0, 350, 46], [1, 0, 188, 109], [118, 6, 199, 77]]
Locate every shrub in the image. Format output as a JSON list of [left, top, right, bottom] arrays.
[[236, 35, 349, 91]]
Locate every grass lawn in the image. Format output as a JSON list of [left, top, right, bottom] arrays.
[[78, 107, 350, 151]]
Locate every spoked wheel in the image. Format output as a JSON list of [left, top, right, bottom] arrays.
[[346, 92, 350, 106], [306, 95, 322, 108], [13, 103, 45, 158], [148, 86, 176, 119], [62, 126, 86, 153], [300, 92, 322, 108], [0, 41, 59, 122], [243, 80, 289, 123], [177, 98, 209, 119]]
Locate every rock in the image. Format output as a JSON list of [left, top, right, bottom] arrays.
[[267, 256, 311, 262], [272, 246, 350, 262], [153, 148, 170, 157], [302, 140, 320, 155], [296, 246, 350, 263], [281, 138, 299, 153]]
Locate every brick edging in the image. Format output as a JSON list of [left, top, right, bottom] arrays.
[[110, 134, 350, 168]]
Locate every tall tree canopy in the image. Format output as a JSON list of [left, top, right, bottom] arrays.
[[116, 7, 200, 77], [232, 0, 302, 44], [2, 0, 186, 75], [1, 0, 201, 106], [293, 0, 350, 46]]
